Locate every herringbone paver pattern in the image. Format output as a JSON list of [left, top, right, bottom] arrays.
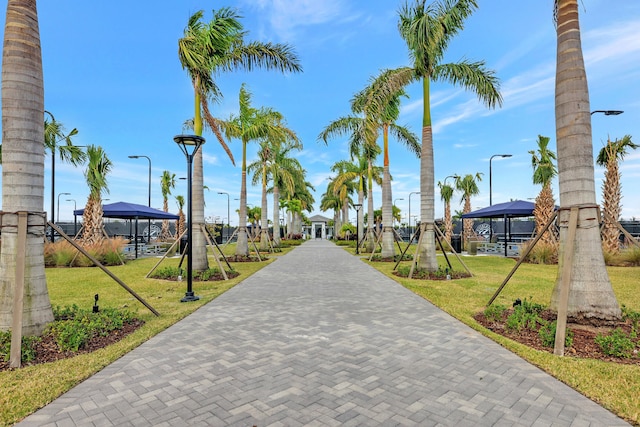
[[17, 240, 629, 426]]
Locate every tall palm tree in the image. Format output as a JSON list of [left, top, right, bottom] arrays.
[[178, 8, 301, 268], [529, 135, 557, 245], [284, 178, 315, 236], [160, 170, 176, 241], [352, 71, 420, 258], [320, 189, 341, 237], [438, 180, 455, 244], [374, 0, 501, 270], [222, 84, 298, 256], [0, 0, 54, 336], [81, 146, 112, 245], [596, 135, 637, 254], [455, 173, 482, 246], [551, 0, 620, 321]]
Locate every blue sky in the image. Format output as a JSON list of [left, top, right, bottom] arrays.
[[2, 0, 639, 226]]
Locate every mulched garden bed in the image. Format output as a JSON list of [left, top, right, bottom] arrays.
[[474, 309, 640, 366]]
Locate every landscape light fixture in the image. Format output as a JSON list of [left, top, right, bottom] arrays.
[[174, 134, 205, 303]]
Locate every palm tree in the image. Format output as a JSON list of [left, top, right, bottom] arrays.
[[178, 8, 301, 268], [438, 181, 455, 244], [0, 0, 54, 336], [551, 0, 621, 321], [248, 117, 300, 250], [529, 135, 557, 245], [596, 135, 637, 254], [175, 195, 186, 240], [352, 71, 420, 258], [160, 170, 176, 241], [81, 146, 112, 245], [455, 173, 482, 246], [222, 85, 298, 256], [320, 189, 341, 237], [373, 0, 501, 270], [266, 141, 303, 247], [319, 113, 384, 251]]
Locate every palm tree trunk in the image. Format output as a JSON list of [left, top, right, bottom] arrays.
[[444, 201, 452, 244], [381, 125, 395, 258], [191, 148, 209, 270], [236, 140, 249, 256], [417, 78, 438, 271], [551, 0, 620, 322], [366, 160, 375, 252], [601, 150, 620, 253], [273, 186, 281, 246], [260, 167, 269, 250], [0, 0, 54, 335]]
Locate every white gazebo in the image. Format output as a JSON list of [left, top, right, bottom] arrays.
[[306, 214, 333, 239]]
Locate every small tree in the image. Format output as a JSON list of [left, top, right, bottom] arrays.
[[529, 135, 557, 245], [596, 135, 637, 254]]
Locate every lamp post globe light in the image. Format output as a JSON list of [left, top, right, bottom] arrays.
[[353, 203, 362, 254], [174, 135, 205, 303]]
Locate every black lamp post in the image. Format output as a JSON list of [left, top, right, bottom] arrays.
[[218, 191, 229, 242], [489, 154, 512, 243], [66, 199, 77, 236], [174, 134, 205, 302], [354, 203, 362, 254], [128, 155, 152, 242]]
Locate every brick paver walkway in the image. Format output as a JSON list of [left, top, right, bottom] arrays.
[[18, 240, 629, 426]]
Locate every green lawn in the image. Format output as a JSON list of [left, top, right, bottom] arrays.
[[2, 242, 638, 426], [357, 246, 640, 426], [0, 245, 290, 426]]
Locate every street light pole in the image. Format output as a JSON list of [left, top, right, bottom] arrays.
[[174, 135, 205, 303], [489, 154, 512, 243], [393, 198, 404, 229], [128, 155, 152, 242], [55, 192, 70, 239], [218, 192, 229, 242]]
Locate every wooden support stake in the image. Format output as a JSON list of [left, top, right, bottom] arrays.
[[9, 212, 28, 369], [554, 206, 579, 356]]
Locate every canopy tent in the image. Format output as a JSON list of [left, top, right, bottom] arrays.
[[461, 200, 536, 219], [74, 201, 179, 258], [461, 200, 537, 257], [74, 201, 179, 220]]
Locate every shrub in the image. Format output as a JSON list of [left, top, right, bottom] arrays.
[[150, 266, 184, 280], [0, 331, 41, 363], [538, 321, 573, 348], [520, 241, 558, 264], [483, 304, 507, 323], [45, 238, 127, 267], [46, 306, 134, 352], [595, 328, 637, 358], [505, 298, 545, 332], [622, 305, 640, 336], [620, 246, 640, 266]]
